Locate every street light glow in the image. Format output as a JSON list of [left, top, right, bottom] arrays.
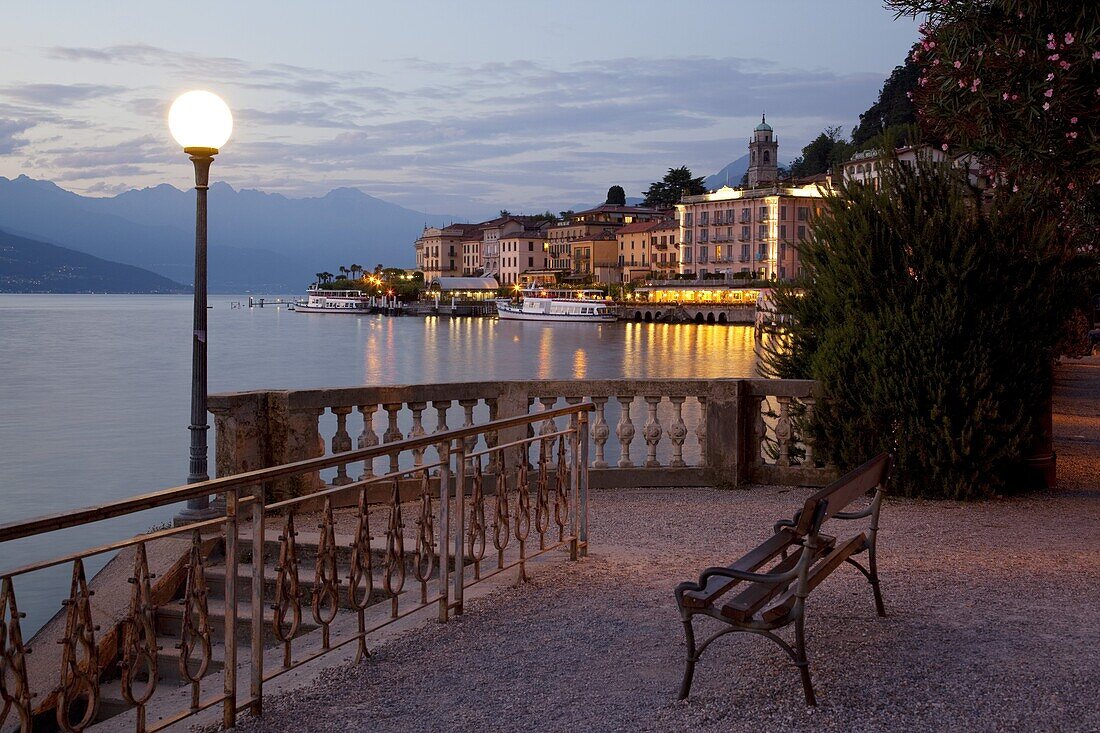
[[169, 90, 233, 151]]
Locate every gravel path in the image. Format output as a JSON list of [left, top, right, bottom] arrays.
[[230, 361, 1100, 733]]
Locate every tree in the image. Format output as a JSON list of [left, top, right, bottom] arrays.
[[850, 50, 920, 148], [339, 266, 348, 280], [314, 272, 324, 287], [642, 167, 706, 209], [789, 126, 854, 178], [606, 185, 626, 205], [559, 210, 576, 221], [761, 156, 1068, 499], [499, 209, 512, 218], [890, 0, 1099, 252], [350, 263, 362, 280]]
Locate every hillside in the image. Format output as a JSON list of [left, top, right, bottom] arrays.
[[0, 176, 455, 292], [0, 228, 190, 293]]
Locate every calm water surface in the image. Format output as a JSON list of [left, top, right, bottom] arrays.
[[0, 294, 759, 631]]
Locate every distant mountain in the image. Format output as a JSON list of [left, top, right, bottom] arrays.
[[0, 227, 189, 293], [705, 155, 750, 190], [0, 176, 456, 292]]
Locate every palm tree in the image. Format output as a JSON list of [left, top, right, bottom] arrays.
[[339, 266, 349, 281], [322, 271, 333, 284], [350, 263, 362, 281], [314, 272, 324, 287]]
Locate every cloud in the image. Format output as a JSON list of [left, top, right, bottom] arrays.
[[0, 118, 35, 154], [0, 83, 126, 106]]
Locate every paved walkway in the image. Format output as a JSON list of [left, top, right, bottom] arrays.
[[230, 359, 1100, 733]]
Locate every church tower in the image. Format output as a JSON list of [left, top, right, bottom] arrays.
[[746, 113, 778, 186]]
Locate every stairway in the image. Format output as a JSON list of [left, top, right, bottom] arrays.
[[91, 521, 429, 729]]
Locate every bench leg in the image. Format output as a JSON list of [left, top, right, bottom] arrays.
[[678, 616, 697, 700], [794, 615, 816, 706], [869, 550, 886, 617]]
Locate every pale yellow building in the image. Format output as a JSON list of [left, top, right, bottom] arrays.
[[616, 219, 680, 283], [414, 223, 481, 281], [498, 226, 551, 285]]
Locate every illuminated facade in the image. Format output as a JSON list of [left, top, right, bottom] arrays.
[[414, 223, 481, 281], [498, 226, 551, 285], [617, 219, 679, 283], [547, 204, 666, 274]]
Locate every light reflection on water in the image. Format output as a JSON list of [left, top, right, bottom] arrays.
[[0, 294, 759, 632]]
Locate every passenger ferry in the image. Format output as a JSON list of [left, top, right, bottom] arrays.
[[496, 287, 617, 323], [294, 288, 371, 313]]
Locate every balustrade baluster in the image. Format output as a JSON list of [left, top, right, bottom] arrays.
[[331, 406, 353, 486], [754, 396, 767, 467], [591, 396, 610, 469], [802, 396, 816, 467], [382, 403, 403, 475], [616, 396, 636, 468], [485, 397, 501, 475], [695, 396, 707, 458], [357, 404, 379, 479], [459, 399, 478, 472], [643, 396, 663, 468], [433, 400, 452, 473], [775, 396, 793, 467], [0, 577, 32, 733], [668, 396, 688, 467], [538, 397, 558, 443], [408, 402, 428, 468]]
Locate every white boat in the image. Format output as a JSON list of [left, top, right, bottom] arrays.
[[496, 288, 617, 323], [294, 288, 371, 313]]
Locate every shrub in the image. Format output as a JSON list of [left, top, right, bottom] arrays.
[[762, 155, 1067, 499]]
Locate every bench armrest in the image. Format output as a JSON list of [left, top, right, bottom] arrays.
[[687, 560, 804, 591], [832, 507, 873, 520]]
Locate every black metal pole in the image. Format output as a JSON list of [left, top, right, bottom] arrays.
[[176, 147, 218, 524]]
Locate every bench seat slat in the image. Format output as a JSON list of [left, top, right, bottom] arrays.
[[679, 529, 799, 608], [718, 536, 837, 622], [761, 532, 866, 623]]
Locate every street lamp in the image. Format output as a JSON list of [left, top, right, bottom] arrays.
[[169, 90, 232, 524]]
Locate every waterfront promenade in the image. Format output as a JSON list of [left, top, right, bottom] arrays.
[[224, 357, 1100, 733]]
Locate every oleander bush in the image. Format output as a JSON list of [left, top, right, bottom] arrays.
[[761, 157, 1068, 499]]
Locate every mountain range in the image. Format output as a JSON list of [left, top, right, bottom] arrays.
[[0, 156, 750, 293], [0, 175, 455, 292], [0, 227, 189, 293]]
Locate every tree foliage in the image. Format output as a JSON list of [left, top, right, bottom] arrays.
[[642, 167, 706, 209], [851, 50, 921, 147], [890, 0, 1100, 252], [606, 185, 626, 205], [789, 126, 855, 178], [761, 157, 1069, 499]]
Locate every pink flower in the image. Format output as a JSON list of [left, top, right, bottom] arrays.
[[1068, 181, 1076, 190], [970, 78, 981, 91], [1047, 40, 1057, 50], [1011, 94, 1019, 101], [941, 143, 949, 151], [959, 80, 967, 88], [906, 91, 913, 99], [1071, 117, 1078, 124], [1018, 49, 1026, 57], [977, 50, 983, 57], [1012, 185, 1019, 192], [1002, 93, 1010, 100], [1045, 88, 1054, 97], [953, 60, 962, 68], [1046, 73, 1055, 81], [1093, 51, 1100, 60], [1064, 33, 1074, 44], [1066, 131, 1078, 139], [1043, 102, 1051, 110], [1048, 54, 1060, 61], [1060, 61, 1071, 70]]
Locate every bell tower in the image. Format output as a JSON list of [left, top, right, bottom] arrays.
[[746, 113, 778, 186]]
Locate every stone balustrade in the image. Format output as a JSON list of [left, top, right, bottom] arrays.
[[209, 378, 834, 497]]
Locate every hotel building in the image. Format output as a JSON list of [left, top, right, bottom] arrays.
[[497, 221, 551, 285], [414, 223, 482, 282], [617, 219, 680, 283]]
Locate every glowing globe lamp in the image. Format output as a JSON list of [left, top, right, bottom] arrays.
[[169, 90, 233, 153]]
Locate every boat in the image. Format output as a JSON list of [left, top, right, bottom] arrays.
[[294, 288, 371, 313], [495, 287, 617, 323]]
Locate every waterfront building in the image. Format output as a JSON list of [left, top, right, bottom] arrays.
[[478, 215, 550, 278], [842, 145, 991, 191], [498, 221, 551, 285], [616, 218, 680, 283], [461, 235, 482, 276], [746, 114, 779, 187], [414, 223, 481, 281], [548, 204, 666, 280], [676, 182, 825, 280]]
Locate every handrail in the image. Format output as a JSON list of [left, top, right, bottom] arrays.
[[0, 403, 593, 544]]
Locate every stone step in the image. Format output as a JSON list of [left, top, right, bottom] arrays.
[[204, 562, 408, 611], [155, 598, 320, 647], [237, 528, 437, 568]]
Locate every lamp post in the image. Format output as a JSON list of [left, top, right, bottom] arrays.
[[169, 90, 233, 524]]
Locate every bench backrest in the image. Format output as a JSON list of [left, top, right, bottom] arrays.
[[794, 453, 892, 535]]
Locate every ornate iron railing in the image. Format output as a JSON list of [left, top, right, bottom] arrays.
[[0, 404, 592, 733]]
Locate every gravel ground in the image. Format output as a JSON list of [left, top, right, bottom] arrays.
[[230, 361, 1100, 733]]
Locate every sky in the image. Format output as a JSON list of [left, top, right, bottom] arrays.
[[0, 1, 919, 219]]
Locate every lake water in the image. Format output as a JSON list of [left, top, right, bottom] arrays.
[[0, 294, 760, 631]]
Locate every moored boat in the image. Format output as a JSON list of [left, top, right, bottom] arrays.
[[495, 287, 617, 323], [294, 288, 371, 313]]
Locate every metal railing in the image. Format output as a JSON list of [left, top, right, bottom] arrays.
[[0, 404, 592, 733]]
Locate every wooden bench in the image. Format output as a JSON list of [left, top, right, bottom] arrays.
[[673, 453, 892, 705]]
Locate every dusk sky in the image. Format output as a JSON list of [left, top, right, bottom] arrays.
[[2, 1, 919, 219]]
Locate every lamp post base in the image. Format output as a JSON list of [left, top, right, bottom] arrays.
[[173, 501, 221, 527]]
